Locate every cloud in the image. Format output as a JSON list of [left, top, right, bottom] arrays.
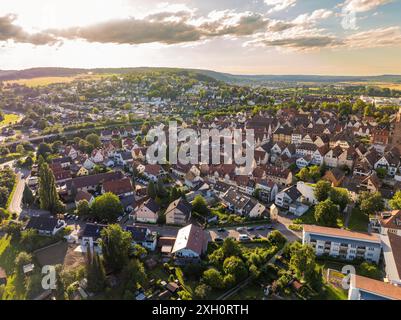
[[264, 0, 297, 13], [293, 9, 333, 25], [258, 35, 341, 49], [344, 26, 401, 48], [342, 0, 393, 13], [0, 14, 58, 45]]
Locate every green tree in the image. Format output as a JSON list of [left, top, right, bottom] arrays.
[[296, 168, 310, 182], [359, 191, 384, 215], [314, 198, 339, 227], [314, 180, 332, 202], [289, 242, 316, 282], [147, 181, 157, 199], [389, 190, 401, 210], [100, 224, 132, 272], [36, 143, 52, 159], [86, 133, 101, 149], [22, 184, 35, 207], [192, 195, 209, 216], [91, 192, 123, 222], [76, 199, 91, 216], [223, 256, 248, 282], [202, 268, 224, 289], [38, 157, 64, 214], [359, 262, 381, 280], [267, 230, 287, 247], [85, 247, 106, 293], [16, 144, 25, 154], [194, 283, 211, 299], [329, 188, 350, 211]]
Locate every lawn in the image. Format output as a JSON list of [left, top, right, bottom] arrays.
[[0, 235, 20, 274], [0, 114, 21, 127], [230, 283, 265, 300], [347, 208, 369, 232], [313, 283, 348, 300], [293, 207, 344, 228]]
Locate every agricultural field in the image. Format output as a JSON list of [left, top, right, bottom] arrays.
[[0, 114, 21, 127], [3, 73, 111, 87]]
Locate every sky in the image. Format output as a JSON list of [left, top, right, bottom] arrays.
[[0, 0, 401, 75]]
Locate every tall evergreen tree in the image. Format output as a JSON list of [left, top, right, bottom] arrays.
[[147, 181, 157, 199], [22, 184, 35, 207], [85, 247, 106, 293], [38, 156, 64, 214]]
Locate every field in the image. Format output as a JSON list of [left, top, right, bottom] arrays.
[[3, 73, 112, 87], [344, 81, 401, 90], [0, 114, 21, 127]]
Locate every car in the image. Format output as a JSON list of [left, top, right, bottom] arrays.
[[253, 235, 262, 240], [236, 227, 246, 232], [255, 226, 265, 231], [214, 237, 224, 242], [65, 214, 71, 219], [117, 216, 123, 222], [238, 234, 251, 242], [246, 227, 254, 231], [74, 216, 79, 221], [266, 225, 275, 230], [217, 228, 226, 233]]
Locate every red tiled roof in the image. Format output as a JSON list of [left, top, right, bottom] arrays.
[[303, 225, 380, 243]]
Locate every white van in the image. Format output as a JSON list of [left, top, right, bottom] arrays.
[[238, 234, 251, 242]]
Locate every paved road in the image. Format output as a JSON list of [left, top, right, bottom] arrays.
[[7, 172, 24, 215]]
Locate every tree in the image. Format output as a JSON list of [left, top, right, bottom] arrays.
[[389, 190, 401, 210], [296, 168, 310, 182], [289, 242, 316, 282], [22, 184, 35, 207], [147, 181, 157, 199], [309, 166, 321, 182], [38, 157, 64, 214], [329, 188, 350, 211], [194, 283, 211, 299], [156, 179, 168, 198], [85, 247, 106, 293], [192, 195, 209, 216], [170, 187, 181, 202], [314, 180, 332, 202], [314, 199, 339, 227], [76, 200, 91, 216], [100, 224, 132, 272], [0, 186, 9, 207], [36, 143, 52, 159], [359, 191, 384, 215], [86, 133, 101, 149], [221, 237, 242, 258], [202, 268, 224, 289], [91, 192, 123, 222], [359, 262, 381, 280], [267, 230, 287, 247], [223, 256, 248, 282]]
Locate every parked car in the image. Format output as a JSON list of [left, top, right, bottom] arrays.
[[217, 228, 226, 233], [236, 227, 246, 232], [238, 234, 251, 242], [214, 237, 224, 242], [255, 226, 265, 231], [246, 227, 254, 231]]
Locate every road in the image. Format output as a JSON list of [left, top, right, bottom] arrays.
[[7, 172, 24, 215]]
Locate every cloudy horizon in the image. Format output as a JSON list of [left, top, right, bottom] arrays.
[[1, 0, 401, 75]]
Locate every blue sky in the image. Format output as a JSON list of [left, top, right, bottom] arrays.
[[0, 0, 400, 75]]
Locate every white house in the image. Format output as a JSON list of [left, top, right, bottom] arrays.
[[348, 274, 401, 300], [303, 225, 382, 263], [171, 224, 207, 263]]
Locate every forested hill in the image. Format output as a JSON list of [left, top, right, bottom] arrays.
[[1, 67, 401, 84]]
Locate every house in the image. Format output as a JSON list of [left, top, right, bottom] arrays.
[[91, 149, 104, 164], [51, 156, 72, 169], [375, 210, 401, 236], [275, 185, 302, 209], [134, 198, 160, 223], [80, 223, 107, 246], [64, 146, 78, 160], [165, 198, 192, 226], [140, 164, 165, 182], [125, 226, 158, 251], [75, 190, 94, 206], [83, 158, 95, 170], [76, 166, 89, 177], [67, 171, 124, 195], [102, 178, 134, 198], [171, 224, 207, 264], [348, 274, 401, 300], [324, 146, 343, 168], [255, 180, 278, 202], [323, 168, 346, 187], [374, 150, 400, 177], [303, 225, 381, 263], [381, 232, 401, 286], [115, 151, 134, 166], [221, 187, 266, 217], [25, 217, 66, 236], [296, 181, 318, 204], [265, 166, 293, 186]]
